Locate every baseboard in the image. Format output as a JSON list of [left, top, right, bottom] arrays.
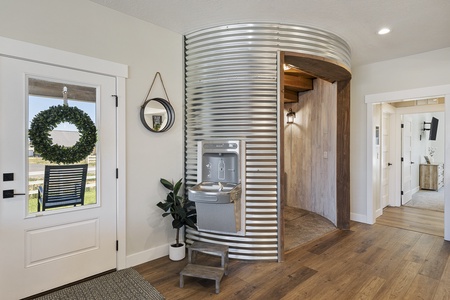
[[412, 186, 420, 194], [350, 212, 369, 224], [375, 208, 383, 218], [126, 243, 169, 268]]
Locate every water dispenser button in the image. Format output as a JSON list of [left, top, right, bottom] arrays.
[[218, 159, 225, 180]]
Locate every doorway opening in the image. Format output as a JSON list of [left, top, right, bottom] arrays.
[[373, 99, 445, 236], [365, 85, 450, 240], [279, 51, 351, 254]]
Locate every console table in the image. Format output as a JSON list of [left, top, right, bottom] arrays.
[[419, 163, 444, 191]]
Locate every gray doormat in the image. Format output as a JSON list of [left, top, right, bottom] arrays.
[[32, 268, 165, 300]]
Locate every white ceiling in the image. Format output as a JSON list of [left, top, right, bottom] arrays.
[[90, 0, 450, 67]]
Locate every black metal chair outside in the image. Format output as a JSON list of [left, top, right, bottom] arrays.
[[37, 164, 88, 212]]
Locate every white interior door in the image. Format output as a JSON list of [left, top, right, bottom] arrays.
[[381, 112, 393, 208], [402, 115, 413, 204], [0, 56, 117, 299]]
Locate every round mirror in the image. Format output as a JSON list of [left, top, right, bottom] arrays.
[[140, 98, 175, 132]]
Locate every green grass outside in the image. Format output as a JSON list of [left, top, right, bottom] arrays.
[[28, 188, 97, 213]]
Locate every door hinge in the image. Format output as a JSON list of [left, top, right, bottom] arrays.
[[116, 168, 119, 179], [401, 123, 404, 128], [116, 240, 119, 251], [401, 191, 404, 195], [401, 157, 404, 162], [112, 95, 118, 107]]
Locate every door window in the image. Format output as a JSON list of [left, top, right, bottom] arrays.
[[27, 78, 97, 214]]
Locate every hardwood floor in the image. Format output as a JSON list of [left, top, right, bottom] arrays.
[[134, 220, 450, 299], [376, 206, 444, 237]]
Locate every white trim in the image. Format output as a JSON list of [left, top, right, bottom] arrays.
[[0, 36, 128, 78], [395, 104, 445, 114], [350, 212, 367, 223], [116, 77, 127, 269], [126, 244, 170, 268], [365, 85, 450, 104], [375, 208, 383, 218], [366, 104, 375, 224], [0, 36, 129, 268], [445, 95, 450, 241], [392, 112, 402, 206], [365, 85, 450, 240], [411, 186, 420, 195]]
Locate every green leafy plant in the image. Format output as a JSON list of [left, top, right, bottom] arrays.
[[157, 178, 197, 247]]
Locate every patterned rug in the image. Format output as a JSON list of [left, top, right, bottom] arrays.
[[33, 268, 165, 300], [404, 189, 444, 212]]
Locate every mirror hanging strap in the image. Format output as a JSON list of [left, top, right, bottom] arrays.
[[142, 72, 170, 106]]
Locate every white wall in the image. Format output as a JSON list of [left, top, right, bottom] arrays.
[[351, 47, 450, 222], [410, 113, 426, 190], [0, 0, 184, 265], [425, 112, 445, 163], [407, 112, 445, 189]]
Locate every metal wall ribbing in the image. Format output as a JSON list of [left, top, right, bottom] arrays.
[[184, 23, 351, 260]]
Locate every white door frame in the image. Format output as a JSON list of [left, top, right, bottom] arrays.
[[0, 36, 128, 268], [365, 85, 450, 241]]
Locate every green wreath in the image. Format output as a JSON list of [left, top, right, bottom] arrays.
[[29, 105, 97, 164]]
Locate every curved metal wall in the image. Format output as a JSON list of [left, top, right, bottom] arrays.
[[184, 23, 351, 260]]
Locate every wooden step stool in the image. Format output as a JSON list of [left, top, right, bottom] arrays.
[[180, 264, 224, 294], [188, 241, 229, 274], [179, 241, 229, 294]]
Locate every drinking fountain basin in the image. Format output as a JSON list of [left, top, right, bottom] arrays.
[[189, 182, 241, 204]]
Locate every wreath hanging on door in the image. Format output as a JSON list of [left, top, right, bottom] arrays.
[[29, 105, 97, 164]]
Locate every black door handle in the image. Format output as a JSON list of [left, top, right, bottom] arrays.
[[388, 163, 392, 166], [411, 161, 414, 164], [3, 190, 26, 199]]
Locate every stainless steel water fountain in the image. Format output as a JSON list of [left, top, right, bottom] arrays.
[[189, 140, 245, 235]]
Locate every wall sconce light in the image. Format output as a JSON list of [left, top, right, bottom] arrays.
[[286, 108, 296, 124]]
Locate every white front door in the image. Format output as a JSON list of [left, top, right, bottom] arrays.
[[0, 56, 117, 299], [402, 115, 413, 204]]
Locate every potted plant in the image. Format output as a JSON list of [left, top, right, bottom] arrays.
[[157, 178, 197, 261]]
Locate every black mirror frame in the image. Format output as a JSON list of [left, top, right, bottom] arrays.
[[140, 97, 175, 133]]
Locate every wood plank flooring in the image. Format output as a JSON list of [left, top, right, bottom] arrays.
[[376, 206, 444, 237], [134, 219, 450, 299]]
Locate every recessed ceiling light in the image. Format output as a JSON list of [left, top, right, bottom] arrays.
[[378, 28, 391, 35]]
